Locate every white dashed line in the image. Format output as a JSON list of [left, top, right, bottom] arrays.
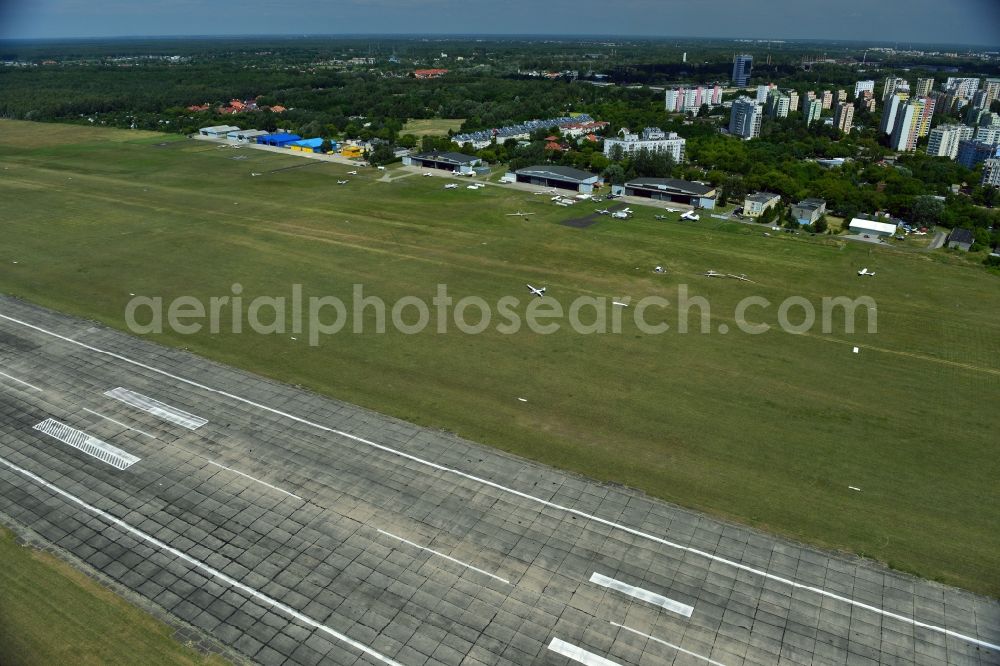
[[377, 528, 510, 585], [0, 455, 402, 666], [2, 311, 998, 653], [611, 622, 728, 666], [0, 369, 43, 392], [82, 408, 156, 439], [206, 460, 303, 501]]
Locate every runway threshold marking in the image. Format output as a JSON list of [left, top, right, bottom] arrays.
[[104, 387, 207, 430], [590, 572, 693, 617], [82, 408, 156, 439], [0, 455, 403, 666], [206, 460, 304, 501], [0, 369, 43, 392], [3, 311, 999, 653], [377, 528, 510, 585], [611, 622, 728, 666], [548, 638, 622, 666], [33, 418, 140, 470]]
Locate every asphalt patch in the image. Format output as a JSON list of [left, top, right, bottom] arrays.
[[561, 202, 627, 228]]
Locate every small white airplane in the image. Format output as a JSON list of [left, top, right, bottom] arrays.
[[857, 268, 876, 276], [727, 273, 755, 282], [654, 266, 665, 273], [703, 270, 724, 278], [534, 188, 558, 195], [506, 211, 536, 217], [681, 211, 700, 221], [444, 183, 458, 189], [663, 207, 680, 213], [347, 170, 358, 175], [611, 208, 633, 219], [376, 166, 386, 170], [250, 172, 262, 177], [526, 284, 547, 297], [654, 214, 666, 220], [595, 208, 611, 215], [466, 184, 481, 189], [423, 172, 434, 177], [337, 179, 349, 185]]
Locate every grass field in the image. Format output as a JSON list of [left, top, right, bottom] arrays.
[[401, 118, 466, 136], [0, 120, 998, 596], [0, 526, 228, 665]]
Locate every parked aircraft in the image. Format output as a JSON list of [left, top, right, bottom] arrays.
[[857, 268, 876, 276], [444, 183, 458, 189], [347, 170, 358, 175], [506, 211, 535, 217], [703, 270, 724, 277], [681, 211, 700, 221], [336, 180, 349, 185], [611, 208, 633, 219], [526, 284, 547, 297], [595, 208, 611, 215]]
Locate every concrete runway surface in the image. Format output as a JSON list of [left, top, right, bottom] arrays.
[[0, 295, 996, 665]]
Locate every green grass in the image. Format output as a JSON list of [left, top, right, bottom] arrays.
[[1, 120, 998, 596], [401, 118, 466, 136], [0, 526, 229, 666]]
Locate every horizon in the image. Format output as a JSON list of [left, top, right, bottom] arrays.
[[2, 0, 998, 46]]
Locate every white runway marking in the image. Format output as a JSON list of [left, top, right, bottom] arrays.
[[33, 418, 140, 470], [590, 572, 693, 617], [206, 461, 303, 501], [0, 455, 402, 666], [0, 369, 43, 392], [2, 311, 998, 652], [611, 622, 728, 666], [377, 528, 511, 585], [548, 638, 622, 666], [82, 408, 156, 439], [105, 387, 207, 430]]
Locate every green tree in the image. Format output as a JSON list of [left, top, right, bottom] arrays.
[[603, 164, 626, 185], [814, 215, 829, 234]]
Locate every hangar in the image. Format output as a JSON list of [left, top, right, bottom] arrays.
[[849, 218, 898, 237], [256, 132, 302, 147], [199, 125, 240, 138], [289, 138, 328, 153], [402, 151, 482, 174], [514, 165, 601, 194], [617, 177, 717, 208], [226, 129, 269, 143]]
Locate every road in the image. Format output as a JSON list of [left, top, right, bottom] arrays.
[[0, 295, 996, 666]]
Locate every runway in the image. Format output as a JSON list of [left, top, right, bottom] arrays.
[[0, 295, 996, 665]]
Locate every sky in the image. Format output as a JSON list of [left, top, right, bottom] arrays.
[[1, 0, 999, 45]]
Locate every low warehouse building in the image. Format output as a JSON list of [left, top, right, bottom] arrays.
[[256, 132, 302, 147], [200, 125, 240, 138], [514, 165, 601, 194], [402, 151, 482, 174], [848, 218, 898, 237], [946, 228, 974, 251], [618, 177, 716, 209]]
